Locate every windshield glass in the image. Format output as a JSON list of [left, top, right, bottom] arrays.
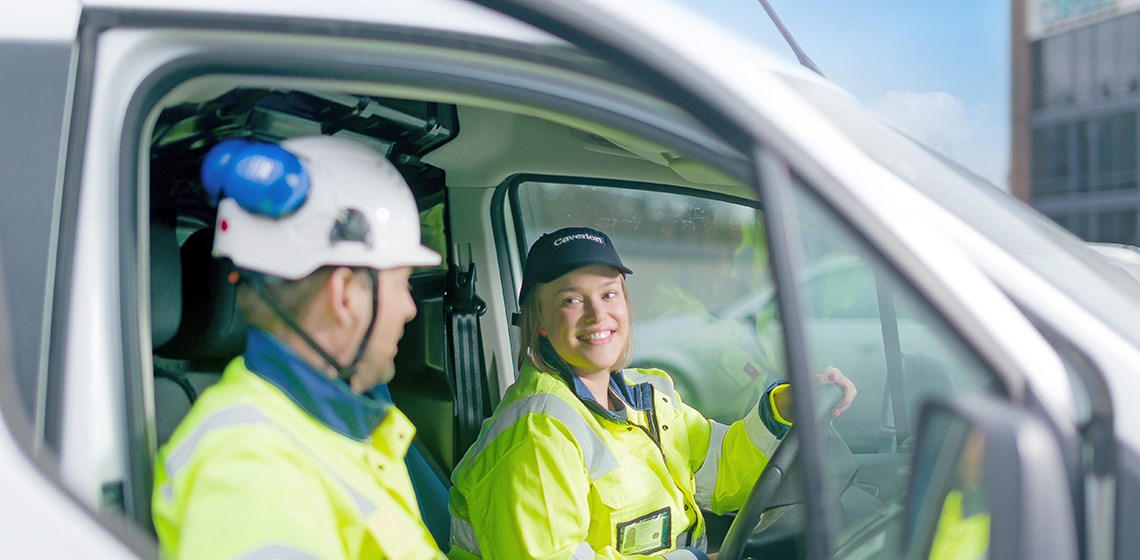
[[782, 73, 1140, 349]]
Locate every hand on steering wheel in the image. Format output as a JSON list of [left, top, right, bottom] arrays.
[[773, 366, 858, 422], [719, 372, 855, 560], [813, 366, 857, 417]]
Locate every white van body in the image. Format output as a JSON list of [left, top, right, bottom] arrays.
[[0, 1, 1133, 558]]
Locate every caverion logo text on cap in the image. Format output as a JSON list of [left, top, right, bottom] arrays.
[[553, 233, 605, 246]]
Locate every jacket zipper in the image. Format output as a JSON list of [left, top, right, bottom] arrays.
[[638, 386, 667, 463], [585, 383, 702, 549]]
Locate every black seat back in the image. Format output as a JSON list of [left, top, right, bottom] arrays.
[[150, 219, 181, 349], [389, 271, 455, 471], [154, 227, 248, 445], [151, 219, 186, 445], [159, 228, 248, 361]]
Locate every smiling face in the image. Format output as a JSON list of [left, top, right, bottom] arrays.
[[536, 264, 631, 380]]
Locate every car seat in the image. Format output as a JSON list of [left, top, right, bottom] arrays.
[[153, 227, 247, 445], [150, 217, 193, 447], [150, 218, 181, 352]]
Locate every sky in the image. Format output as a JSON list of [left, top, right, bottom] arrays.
[[673, 0, 1012, 190]]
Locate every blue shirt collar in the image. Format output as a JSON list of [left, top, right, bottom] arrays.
[[571, 370, 635, 420], [537, 339, 639, 420], [243, 329, 389, 441]]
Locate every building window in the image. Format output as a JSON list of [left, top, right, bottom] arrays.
[[1094, 112, 1137, 192], [1075, 26, 1095, 103], [1121, 13, 1140, 95], [1077, 120, 1091, 191], [1032, 41, 1046, 109], [1094, 17, 1119, 98], [1097, 209, 1138, 243], [1032, 124, 1071, 196], [1075, 212, 1092, 240], [1043, 33, 1075, 107]]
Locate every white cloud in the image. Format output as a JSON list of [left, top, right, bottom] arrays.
[[871, 90, 1009, 190]]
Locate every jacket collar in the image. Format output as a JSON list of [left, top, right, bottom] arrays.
[[537, 339, 639, 420], [244, 328, 389, 441], [569, 372, 633, 420]]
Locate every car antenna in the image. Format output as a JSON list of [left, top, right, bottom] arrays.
[[757, 0, 824, 77]]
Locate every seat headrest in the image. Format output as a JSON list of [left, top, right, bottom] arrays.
[[389, 270, 447, 392], [157, 228, 248, 361], [151, 219, 182, 348]]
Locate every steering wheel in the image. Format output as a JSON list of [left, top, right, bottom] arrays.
[[717, 385, 845, 560]]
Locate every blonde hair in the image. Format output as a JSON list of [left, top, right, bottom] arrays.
[[517, 274, 634, 373]]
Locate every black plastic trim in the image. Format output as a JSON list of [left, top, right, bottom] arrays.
[[489, 177, 518, 354], [43, 11, 100, 452]]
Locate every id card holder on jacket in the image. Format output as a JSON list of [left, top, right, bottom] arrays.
[[616, 507, 671, 555]]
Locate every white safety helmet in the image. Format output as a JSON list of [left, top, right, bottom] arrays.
[[204, 135, 441, 280]]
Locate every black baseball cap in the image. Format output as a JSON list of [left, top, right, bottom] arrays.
[[518, 227, 632, 305]]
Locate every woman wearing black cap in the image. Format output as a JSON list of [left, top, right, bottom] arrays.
[[448, 226, 855, 560]]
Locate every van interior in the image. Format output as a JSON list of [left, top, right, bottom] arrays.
[[142, 73, 749, 551]]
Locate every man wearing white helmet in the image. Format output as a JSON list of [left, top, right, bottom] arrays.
[[152, 136, 446, 559]]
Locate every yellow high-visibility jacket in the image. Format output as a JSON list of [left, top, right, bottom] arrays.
[[929, 490, 990, 560], [448, 362, 786, 559], [153, 329, 445, 560]]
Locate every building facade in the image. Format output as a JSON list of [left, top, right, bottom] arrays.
[[1012, 0, 1140, 244]]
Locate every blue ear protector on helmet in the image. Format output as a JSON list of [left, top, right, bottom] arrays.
[[200, 139, 311, 217]]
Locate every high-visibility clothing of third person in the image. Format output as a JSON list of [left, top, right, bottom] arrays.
[[448, 354, 791, 559]]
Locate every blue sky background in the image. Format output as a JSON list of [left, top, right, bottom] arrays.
[[674, 0, 1011, 189]]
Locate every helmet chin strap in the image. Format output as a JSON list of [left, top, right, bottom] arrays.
[[349, 269, 381, 379], [245, 269, 380, 383]]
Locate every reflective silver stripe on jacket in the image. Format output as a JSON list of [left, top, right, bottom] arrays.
[[694, 531, 708, 552], [743, 401, 781, 455], [622, 370, 680, 409], [466, 394, 620, 480], [570, 542, 594, 560], [676, 530, 708, 551], [235, 544, 322, 560], [451, 517, 594, 559], [693, 422, 730, 510], [160, 405, 376, 517], [450, 518, 481, 556], [661, 548, 701, 560], [161, 406, 273, 501]]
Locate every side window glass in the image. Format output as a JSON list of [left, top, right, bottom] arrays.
[[782, 175, 1005, 549], [805, 266, 876, 319], [513, 180, 779, 423]]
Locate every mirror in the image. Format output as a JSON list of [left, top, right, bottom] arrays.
[[903, 395, 1077, 560]]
